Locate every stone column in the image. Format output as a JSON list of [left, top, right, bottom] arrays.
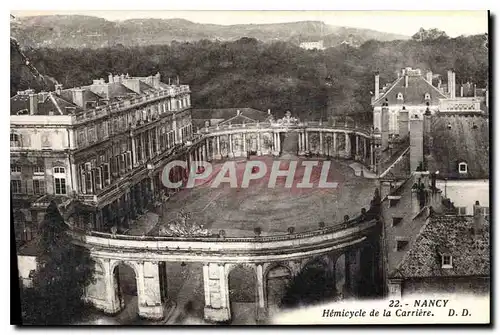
[[319, 131, 324, 154], [203, 263, 231, 323], [363, 137, 367, 162], [257, 132, 262, 155], [131, 135, 137, 167], [356, 135, 360, 160], [345, 132, 351, 159], [370, 143, 375, 170], [332, 132, 337, 157], [228, 134, 234, 158], [137, 261, 165, 320], [216, 136, 221, 160], [305, 130, 309, 152], [149, 173, 155, 202], [242, 133, 247, 156], [275, 132, 281, 155], [155, 127, 160, 156], [256, 264, 267, 322], [102, 259, 121, 314], [297, 132, 302, 154]]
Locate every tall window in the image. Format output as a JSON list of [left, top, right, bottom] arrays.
[[53, 167, 67, 195], [33, 179, 45, 195], [11, 165, 22, 173], [102, 163, 110, 186], [94, 168, 102, 191], [11, 180, 22, 194], [10, 133, 20, 147], [55, 178, 67, 195]]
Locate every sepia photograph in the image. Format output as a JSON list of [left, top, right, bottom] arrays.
[[9, 8, 490, 326]]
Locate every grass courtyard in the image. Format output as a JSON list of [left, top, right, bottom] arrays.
[[155, 156, 377, 237]]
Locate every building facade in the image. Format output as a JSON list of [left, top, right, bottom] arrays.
[[11, 73, 193, 243]]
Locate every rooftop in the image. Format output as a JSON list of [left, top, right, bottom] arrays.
[[392, 215, 489, 279], [373, 73, 447, 107], [426, 114, 489, 179]]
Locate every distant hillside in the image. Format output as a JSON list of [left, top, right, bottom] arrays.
[[11, 15, 409, 48]]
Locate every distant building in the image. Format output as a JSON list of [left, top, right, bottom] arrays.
[[299, 40, 325, 50], [10, 72, 193, 245], [376, 68, 490, 298], [371, 67, 487, 136]]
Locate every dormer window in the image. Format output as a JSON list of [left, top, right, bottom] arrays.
[[424, 93, 431, 100], [397, 92, 404, 100], [395, 238, 409, 251], [441, 254, 453, 269], [458, 162, 468, 174]]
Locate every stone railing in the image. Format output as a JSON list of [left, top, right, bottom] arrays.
[[439, 98, 482, 112], [199, 121, 373, 137], [73, 85, 190, 124], [72, 215, 377, 253]]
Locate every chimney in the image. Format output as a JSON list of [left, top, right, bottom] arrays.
[[55, 83, 63, 95], [153, 72, 161, 89], [409, 113, 424, 172], [268, 109, 271, 115], [426, 71, 433, 84], [381, 101, 390, 150], [447, 69, 456, 98], [29, 93, 38, 115], [374, 72, 380, 100], [437, 78, 442, 90], [237, 109, 241, 115], [472, 201, 483, 234], [398, 106, 409, 138], [71, 88, 86, 108], [108, 73, 114, 83], [452, 72, 456, 98], [404, 74, 409, 88]]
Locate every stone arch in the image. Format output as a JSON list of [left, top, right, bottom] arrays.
[[227, 264, 258, 324], [281, 254, 337, 308], [264, 263, 293, 315], [110, 260, 141, 314]]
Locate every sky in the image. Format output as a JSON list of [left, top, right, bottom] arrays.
[[11, 10, 488, 37]]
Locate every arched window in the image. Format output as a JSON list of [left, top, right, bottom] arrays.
[[397, 92, 404, 100], [458, 162, 468, 174], [424, 92, 431, 100]]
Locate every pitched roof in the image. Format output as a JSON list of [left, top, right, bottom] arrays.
[[10, 92, 82, 115], [107, 82, 138, 99], [392, 215, 489, 279], [426, 114, 489, 179], [373, 75, 447, 107], [59, 88, 105, 108]]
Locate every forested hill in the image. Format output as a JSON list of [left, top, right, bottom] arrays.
[[11, 34, 487, 123], [11, 15, 408, 49]]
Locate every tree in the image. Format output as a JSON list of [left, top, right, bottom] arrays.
[[20, 201, 95, 325]]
